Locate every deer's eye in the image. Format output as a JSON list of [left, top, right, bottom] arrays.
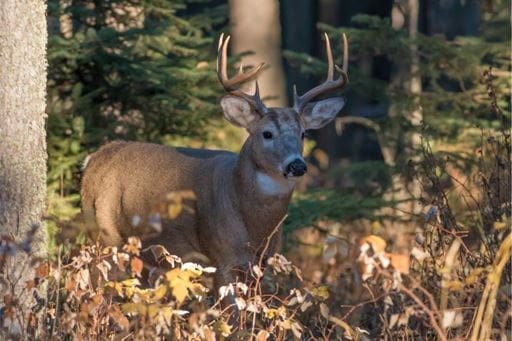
[[262, 131, 273, 139], [301, 132, 305, 140]]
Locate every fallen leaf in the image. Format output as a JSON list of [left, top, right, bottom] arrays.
[[123, 237, 141, 256], [130, 257, 144, 277], [319, 303, 330, 319], [390, 253, 410, 274], [25, 279, 35, 290], [96, 260, 112, 281], [442, 309, 464, 329], [389, 314, 399, 329], [255, 330, 269, 341], [360, 235, 387, 253], [411, 247, 428, 262], [215, 320, 232, 337], [310, 285, 330, 301], [35, 262, 49, 278]]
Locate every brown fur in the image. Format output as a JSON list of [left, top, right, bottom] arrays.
[[81, 108, 305, 287]]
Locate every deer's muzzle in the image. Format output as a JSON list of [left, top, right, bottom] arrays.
[[285, 158, 307, 177]]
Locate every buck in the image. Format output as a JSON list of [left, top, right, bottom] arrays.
[[81, 33, 349, 288]]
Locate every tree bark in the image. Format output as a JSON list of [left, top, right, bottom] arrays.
[[0, 0, 47, 332], [228, 0, 287, 107]]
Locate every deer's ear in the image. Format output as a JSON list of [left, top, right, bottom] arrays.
[[220, 96, 261, 129], [302, 97, 345, 130]]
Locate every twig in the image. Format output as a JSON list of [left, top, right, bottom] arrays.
[[258, 214, 288, 269], [340, 291, 388, 320], [398, 284, 448, 341]]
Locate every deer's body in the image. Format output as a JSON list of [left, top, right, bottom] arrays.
[[82, 139, 292, 283], [81, 33, 349, 288]]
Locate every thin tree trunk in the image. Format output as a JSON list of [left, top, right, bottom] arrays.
[[0, 0, 47, 334], [403, 0, 422, 213], [229, 0, 287, 107], [384, 0, 423, 219]]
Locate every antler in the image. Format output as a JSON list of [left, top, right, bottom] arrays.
[[293, 33, 349, 113], [217, 33, 268, 114]]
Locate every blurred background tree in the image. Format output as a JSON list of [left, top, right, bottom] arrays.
[[229, 0, 287, 106]]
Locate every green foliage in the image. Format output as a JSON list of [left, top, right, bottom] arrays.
[[285, 188, 389, 234], [46, 0, 227, 217]]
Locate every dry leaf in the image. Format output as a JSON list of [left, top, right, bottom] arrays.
[[388, 314, 399, 329], [291, 321, 303, 338], [252, 265, 263, 278], [411, 247, 428, 262], [389, 253, 410, 274], [319, 303, 330, 319], [130, 257, 144, 277], [35, 262, 49, 278], [300, 300, 313, 312], [310, 285, 330, 301], [235, 297, 246, 310], [96, 260, 112, 281], [215, 320, 232, 337], [204, 326, 217, 341], [442, 310, 464, 329], [123, 237, 141, 256], [25, 279, 35, 290], [360, 235, 387, 253], [255, 330, 269, 341]]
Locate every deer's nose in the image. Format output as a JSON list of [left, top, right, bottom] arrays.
[[285, 158, 307, 177]]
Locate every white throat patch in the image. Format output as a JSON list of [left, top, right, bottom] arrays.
[[256, 171, 295, 196]]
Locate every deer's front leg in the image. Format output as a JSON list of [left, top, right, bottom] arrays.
[[213, 252, 253, 290]]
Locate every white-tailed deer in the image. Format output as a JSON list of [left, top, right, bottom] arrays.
[[81, 33, 349, 288]]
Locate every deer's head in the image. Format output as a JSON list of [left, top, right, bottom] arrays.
[[217, 33, 349, 180]]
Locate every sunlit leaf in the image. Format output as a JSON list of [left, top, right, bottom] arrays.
[[390, 253, 410, 274], [130, 257, 144, 277], [214, 320, 232, 337], [310, 285, 330, 301], [360, 235, 387, 253]]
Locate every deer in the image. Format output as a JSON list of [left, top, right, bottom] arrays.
[[80, 32, 349, 290]]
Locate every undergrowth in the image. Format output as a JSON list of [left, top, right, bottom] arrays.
[[0, 125, 509, 339]]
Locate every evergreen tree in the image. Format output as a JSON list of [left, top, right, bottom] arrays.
[[46, 0, 227, 218]]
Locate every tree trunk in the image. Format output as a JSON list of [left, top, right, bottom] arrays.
[[0, 0, 47, 333], [384, 0, 423, 221], [280, 0, 316, 102], [228, 0, 287, 106]]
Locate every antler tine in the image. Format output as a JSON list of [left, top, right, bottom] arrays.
[[293, 33, 349, 113], [217, 34, 230, 84], [216, 34, 268, 114], [324, 32, 334, 81], [217, 32, 224, 53], [342, 33, 348, 73]]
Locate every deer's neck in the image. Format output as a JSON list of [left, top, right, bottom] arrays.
[[231, 142, 295, 244]]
